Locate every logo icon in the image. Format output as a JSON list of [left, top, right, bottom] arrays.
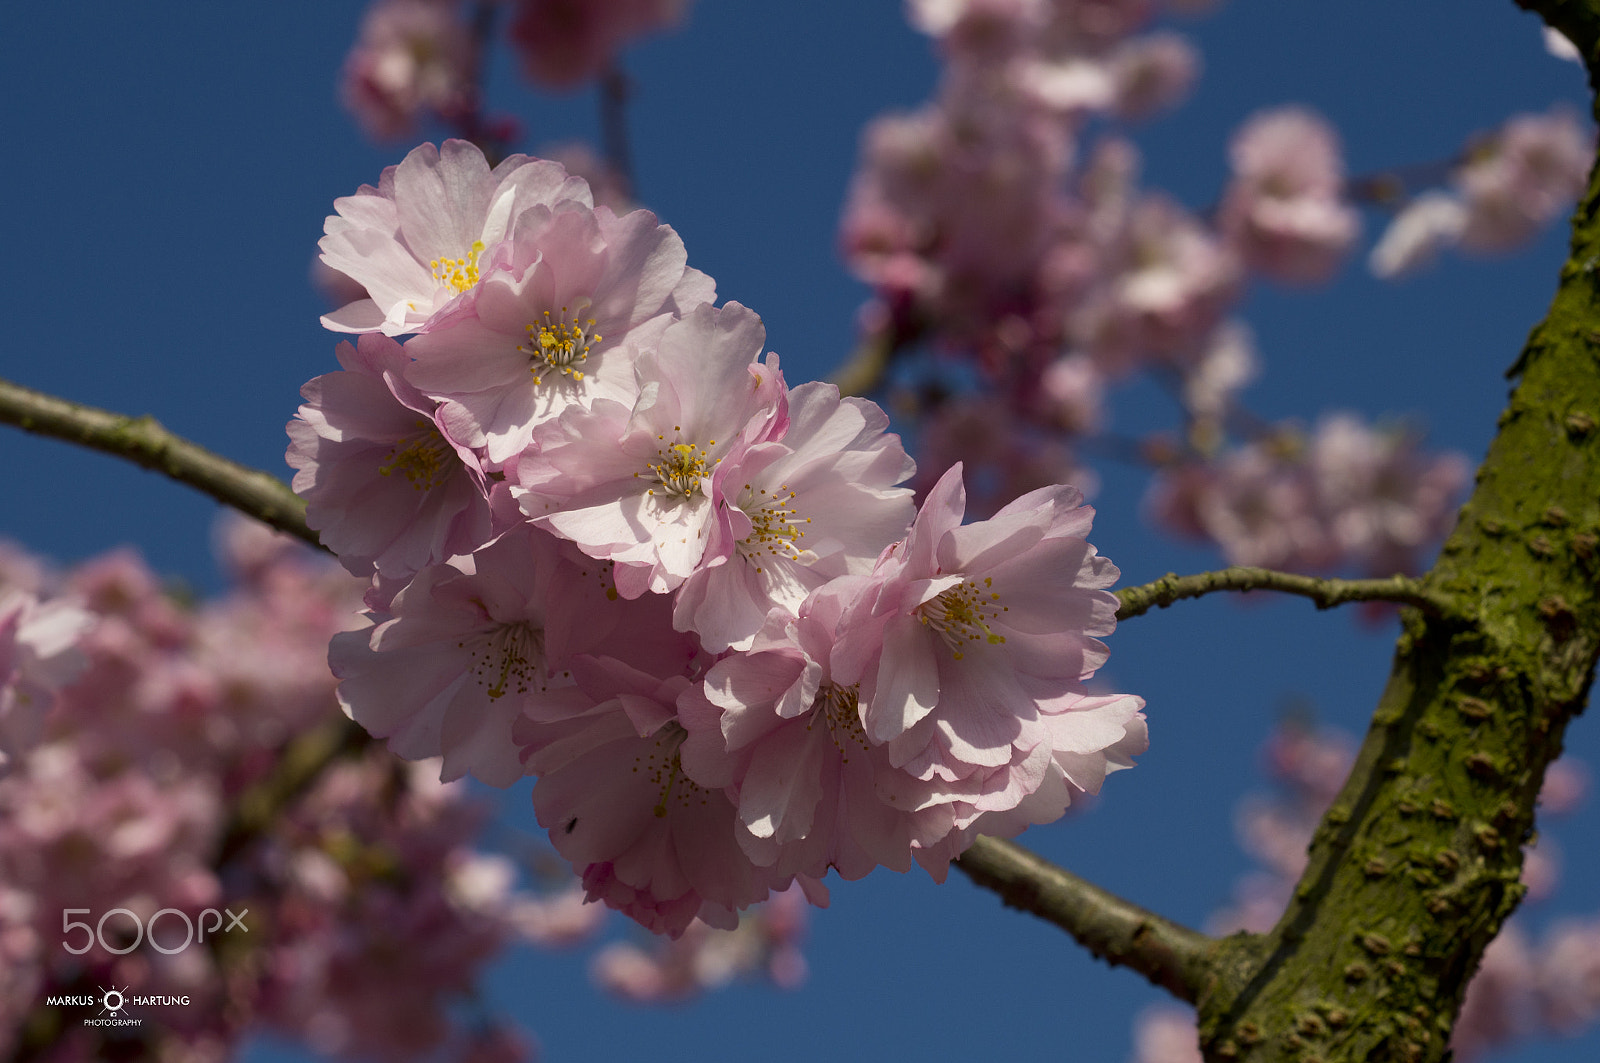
[[97, 986, 129, 1017]]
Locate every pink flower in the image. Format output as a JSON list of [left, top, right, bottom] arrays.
[[1129, 1005, 1203, 1063], [288, 333, 498, 579], [1109, 32, 1199, 121], [512, 302, 786, 596], [1536, 918, 1600, 1034], [1040, 354, 1106, 434], [403, 203, 714, 465], [519, 655, 781, 937], [1096, 194, 1241, 365], [1145, 440, 1335, 571], [329, 526, 687, 786], [1307, 414, 1470, 576], [1220, 107, 1360, 284], [677, 577, 935, 883], [672, 383, 916, 652], [1452, 924, 1537, 1060], [1457, 107, 1593, 253], [319, 140, 592, 335], [836, 466, 1146, 874], [1181, 321, 1257, 424], [590, 883, 810, 1002], [340, 0, 471, 141], [507, 883, 607, 947], [0, 589, 94, 776], [1368, 191, 1469, 278]]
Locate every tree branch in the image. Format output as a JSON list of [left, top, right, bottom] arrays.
[[829, 326, 897, 399], [600, 64, 635, 198], [213, 714, 371, 867], [1184, 2, 1600, 1052], [1114, 567, 1452, 621], [1515, 0, 1600, 77], [0, 374, 322, 553], [956, 835, 1222, 1003]]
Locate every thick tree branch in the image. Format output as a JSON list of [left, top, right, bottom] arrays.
[[1186, 4, 1600, 1055], [956, 835, 1222, 1003], [0, 374, 322, 553], [1115, 568, 1453, 621]]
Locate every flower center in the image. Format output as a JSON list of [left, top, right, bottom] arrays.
[[916, 578, 1008, 661], [467, 621, 545, 700], [737, 483, 812, 572], [633, 723, 703, 819], [378, 420, 455, 492], [808, 682, 869, 762], [518, 304, 600, 386], [430, 240, 485, 295], [642, 437, 716, 502]]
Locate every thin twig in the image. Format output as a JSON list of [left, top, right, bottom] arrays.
[[829, 327, 898, 398], [955, 835, 1219, 1003], [1115, 566, 1453, 621], [0, 374, 322, 552], [600, 64, 635, 198]]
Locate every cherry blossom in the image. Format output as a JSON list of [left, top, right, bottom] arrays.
[[519, 655, 785, 936], [0, 588, 94, 777], [288, 332, 499, 579], [403, 202, 713, 464], [319, 140, 593, 335], [1219, 107, 1360, 284], [837, 465, 1146, 874], [672, 382, 916, 652], [340, 0, 471, 141], [330, 525, 689, 786], [511, 302, 786, 596]]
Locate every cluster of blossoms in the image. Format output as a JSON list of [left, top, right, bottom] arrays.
[[1128, 718, 1600, 1063], [841, 1, 1362, 505], [342, 0, 690, 140], [590, 882, 810, 1002], [1144, 414, 1472, 577], [834, 3, 1587, 580], [1370, 106, 1594, 278], [293, 139, 1147, 936], [0, 529, 547, 1062]]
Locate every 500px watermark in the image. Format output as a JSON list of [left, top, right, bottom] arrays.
[[61, 906, 248, 956]]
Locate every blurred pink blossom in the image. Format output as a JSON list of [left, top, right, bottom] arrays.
[[341, 0, 472, 140], [1220, 107, 1360, 284]]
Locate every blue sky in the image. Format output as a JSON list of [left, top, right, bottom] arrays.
[[3, 2, 1598, 1061]]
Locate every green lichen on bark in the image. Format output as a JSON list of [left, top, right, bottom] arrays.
[[1194, 7, 1600, 1059]]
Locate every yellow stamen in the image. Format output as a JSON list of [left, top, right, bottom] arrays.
[[916, 579, 1009, 661], [429, 240, 485, 295], [645, 441, 712, 500], [738, 482, 811, 564], [378, 421, 455, 491], [518, 305, 600, 386]]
